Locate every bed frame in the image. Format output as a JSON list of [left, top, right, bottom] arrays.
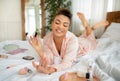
[[105, 11, 120, 30]]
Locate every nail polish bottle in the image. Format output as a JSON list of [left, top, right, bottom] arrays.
[[86, 61, 93, 81], [86, 72, 90, 81]]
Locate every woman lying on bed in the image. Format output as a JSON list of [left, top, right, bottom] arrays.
[[29, 8, 109, 74]]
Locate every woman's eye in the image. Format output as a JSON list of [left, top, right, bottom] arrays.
[[55, 21, 60, 24], [63, 24, 69, 27]]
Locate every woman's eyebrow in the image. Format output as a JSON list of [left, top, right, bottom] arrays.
[[55, 19, 70, 25], [55, 18, 70, 25], [64, 22, 69, 24], [55, 19, 60, 22]]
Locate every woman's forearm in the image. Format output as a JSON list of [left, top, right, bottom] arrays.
[[36, 47, 44, 58]]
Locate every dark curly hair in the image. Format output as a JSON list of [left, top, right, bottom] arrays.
[[54, 8, 72, 22]]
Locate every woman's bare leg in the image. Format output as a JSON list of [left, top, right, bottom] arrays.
[[77, 12, 109, 36], [77, 12, 93, 36], [92, 21, 109, 30]]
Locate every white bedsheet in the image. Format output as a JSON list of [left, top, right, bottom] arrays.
[[0, 39, 119, 81], [95, 38, 120, 81]]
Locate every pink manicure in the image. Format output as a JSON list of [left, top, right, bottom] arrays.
[[64, 72, 68, 80]]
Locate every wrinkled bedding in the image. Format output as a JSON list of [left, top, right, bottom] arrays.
[[1, 13, 120, 81], [0, 38, 120, 81]]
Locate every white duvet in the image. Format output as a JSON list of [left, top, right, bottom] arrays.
[[0, 38, 120, 81]]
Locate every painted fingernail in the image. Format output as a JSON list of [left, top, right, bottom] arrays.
[[64, 72, 68, 80]]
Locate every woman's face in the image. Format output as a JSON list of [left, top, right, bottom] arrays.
[[52, 15, 70, 38]]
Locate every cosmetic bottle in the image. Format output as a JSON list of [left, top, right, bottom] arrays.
[[86, 61, 93, 81]]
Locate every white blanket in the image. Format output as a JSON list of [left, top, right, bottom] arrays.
[[95, 38, 120, 81], [0, 38, 119, 81]]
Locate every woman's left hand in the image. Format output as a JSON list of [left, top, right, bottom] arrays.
[[32, 61, 56, 74]]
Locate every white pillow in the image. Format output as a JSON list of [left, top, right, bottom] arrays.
[[101, 22, 120, 42]]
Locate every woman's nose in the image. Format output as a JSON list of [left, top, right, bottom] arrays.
[[58, 24, 63, 28]]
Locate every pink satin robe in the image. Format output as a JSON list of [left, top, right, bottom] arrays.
[[43, 31, 96, 71]]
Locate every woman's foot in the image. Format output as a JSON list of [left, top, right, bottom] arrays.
[[92, 21, 109, 30], [77, 12, 92, 36], [77, 12, 88, 27]]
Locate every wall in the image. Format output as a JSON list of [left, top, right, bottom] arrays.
[[0, 0, 22, 42]]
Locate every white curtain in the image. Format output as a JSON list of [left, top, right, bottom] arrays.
[[71, 0, 92, 35], [71, 0, 120, 38], [90, 0, 109, 38], [112, 0, 120, 11]]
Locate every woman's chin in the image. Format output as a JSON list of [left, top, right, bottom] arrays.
[[54, 33, 64, 38]]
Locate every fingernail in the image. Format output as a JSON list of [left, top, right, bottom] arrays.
[[64, 72, 68, 80]]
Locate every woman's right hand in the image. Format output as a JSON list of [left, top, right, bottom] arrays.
[[29, 35, 42, 52]]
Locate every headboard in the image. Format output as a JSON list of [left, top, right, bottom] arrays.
[[105, 11, 120, 30]]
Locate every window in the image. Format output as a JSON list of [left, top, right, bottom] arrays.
[[25, 7, 36, 36]]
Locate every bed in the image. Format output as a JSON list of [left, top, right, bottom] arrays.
[[105, 11, 120, 31], [0, 11, 120, 81]]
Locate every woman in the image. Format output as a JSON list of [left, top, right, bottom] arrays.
[[29, 8, 109, 74]]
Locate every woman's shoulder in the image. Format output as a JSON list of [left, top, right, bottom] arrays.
[[44, 32, 52, 38], [43, 32, 53, 42], [66, 31, 77, 39], [65, 31, 78, 44]]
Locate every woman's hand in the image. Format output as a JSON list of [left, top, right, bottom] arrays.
[[29, 35, 42, 51], [32, 60, 56, 74]]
